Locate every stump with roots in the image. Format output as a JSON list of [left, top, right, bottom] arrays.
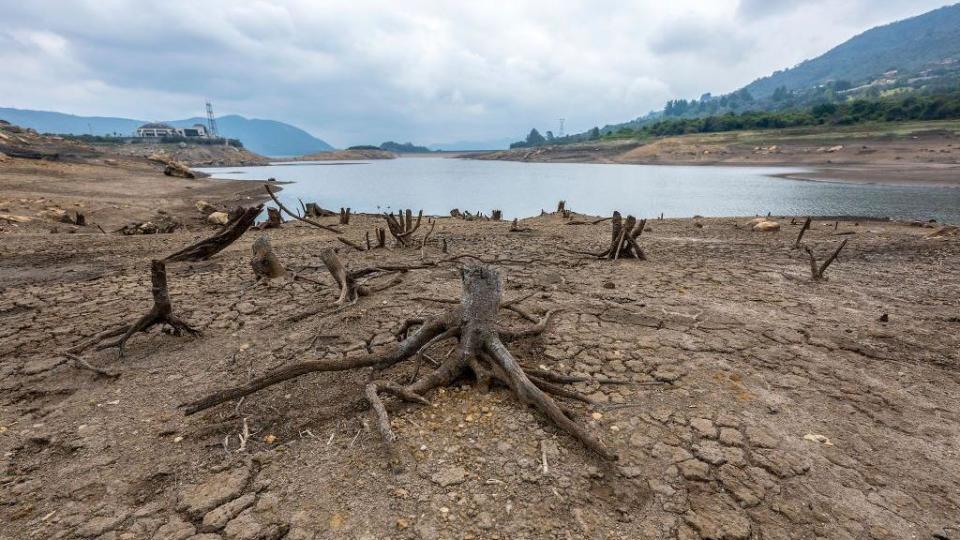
[[383, 209, 423, 247], [491, 209, 502, 221], [181, 264, 618, 463], [339, 207, 351, 225], [570, 211, 647, 260], [97, 260, 199, 357]]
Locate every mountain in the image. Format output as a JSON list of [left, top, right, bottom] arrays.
[[0, 107, 333, 157], [745, 3, 960, 98]]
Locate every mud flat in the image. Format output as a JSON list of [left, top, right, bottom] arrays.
[[1, 156, 959, 540]]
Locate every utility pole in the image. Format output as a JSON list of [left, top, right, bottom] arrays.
[[205, 101, 219, 138]]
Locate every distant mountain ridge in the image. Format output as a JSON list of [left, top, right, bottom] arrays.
[[0, 107, 333, 157], [744, 3, 960, 97]]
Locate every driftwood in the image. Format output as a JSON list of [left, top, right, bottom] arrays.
[[265, 186, 340, 233], [383, 209, 423, 247], [72, 260, 200, 358], [793, 216, 812, 249], [164, 204, 263, 263], [181, 264, 617, 462], [320, 248, 402, 304], [304, 202, 336, 218], [804, 239, 848, 281]]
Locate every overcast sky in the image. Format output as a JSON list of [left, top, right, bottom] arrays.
[[0, 1, 953, 147]]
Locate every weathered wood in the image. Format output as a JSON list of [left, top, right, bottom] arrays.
[[164, 204, 263, 263], [96, 260, 199, 357], [250, 235, 287, 280]]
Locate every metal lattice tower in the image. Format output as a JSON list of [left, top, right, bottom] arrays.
[[205, 101, 219, 138], [558, 118, 565, 138]]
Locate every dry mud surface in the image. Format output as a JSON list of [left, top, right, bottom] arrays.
[[2, 205, 959, 540]]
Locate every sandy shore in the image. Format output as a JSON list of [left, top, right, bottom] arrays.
[[472, 121, 960, 187], [1, 152, 959, 538]]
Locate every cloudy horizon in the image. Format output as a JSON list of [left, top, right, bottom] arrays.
[[0, 0, 954, 147]]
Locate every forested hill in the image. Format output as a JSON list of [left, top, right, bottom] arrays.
[[745, 3, 960, 97]]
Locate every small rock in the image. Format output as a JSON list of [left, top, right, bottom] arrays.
[[752, 221, 780, 232], [678, 459, 711, 481], [153, 516, 197, 540], [207, 212, 230, 225], [431, 466, 467, 487], [690, 418, 716, 439]]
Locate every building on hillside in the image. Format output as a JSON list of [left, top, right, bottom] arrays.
[[179, 124, 209, 137], [136, 122, 209, 138]]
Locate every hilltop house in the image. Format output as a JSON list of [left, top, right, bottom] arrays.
[[136, 122, 209, 138]]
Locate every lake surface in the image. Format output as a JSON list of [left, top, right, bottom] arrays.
[[199, 156, 960, 223]]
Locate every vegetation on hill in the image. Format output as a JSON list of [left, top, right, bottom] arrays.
[[379, 141, 432, 153], [517, 3, 960, 147], [510, 88, 960, 147]]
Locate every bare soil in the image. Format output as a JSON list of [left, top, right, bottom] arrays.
[[474, 121, 960, 187], [2, 154, 959, 540], [296, 149, 397, 161]]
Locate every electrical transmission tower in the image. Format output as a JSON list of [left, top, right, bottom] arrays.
[[558, 118, 565, 138], [205, 101, 219, 138]]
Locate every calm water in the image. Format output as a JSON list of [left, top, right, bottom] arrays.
[[199, 156, 960, 223]]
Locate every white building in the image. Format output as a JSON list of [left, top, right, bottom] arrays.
[[136, 122, 209, 138]]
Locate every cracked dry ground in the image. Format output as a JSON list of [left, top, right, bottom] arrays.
[[1, 213, 959, 540]]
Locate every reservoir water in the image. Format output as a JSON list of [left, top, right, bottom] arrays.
[[199, 156, 960, 223]]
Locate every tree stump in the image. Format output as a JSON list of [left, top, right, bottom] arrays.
[[339, 208, 351, 225], [383, 209, 423, 247], [250, 236, 287, 281], [96, 260, 199, 357], [568, 211, 646, 259], [182, 264, 617, 463]]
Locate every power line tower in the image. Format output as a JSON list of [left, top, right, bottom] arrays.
[[205, 101, 219, 138], [558, 118, 565, 138]]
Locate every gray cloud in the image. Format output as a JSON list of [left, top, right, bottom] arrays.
[[0, 1, 953, 147]]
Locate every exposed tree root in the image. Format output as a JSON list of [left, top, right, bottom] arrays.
[[181, 264, 618, 462], [88, 260, 200, 358], [164, 204, 263, 263]]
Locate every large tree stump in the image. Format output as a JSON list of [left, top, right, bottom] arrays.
[[383, 209, 423, 247], [339, 208, 351, 225], [182, 264, 618, 462], [96, 260, 199, 357], [164, 204, 263, 263]]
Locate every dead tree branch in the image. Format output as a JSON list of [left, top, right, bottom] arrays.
[[804, 239, 848, 281], [164, 204, 263, 263], [793, 216, 812, 249], [265, 185, 340, 233]]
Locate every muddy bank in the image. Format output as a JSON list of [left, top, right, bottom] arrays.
[[473, 121, 960, 187], [1, 178, 959, 539]]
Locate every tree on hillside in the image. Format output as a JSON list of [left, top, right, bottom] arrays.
[[526, 128, 546, 146], [588, 127, 601, 140], [545, 130, 555, 141]]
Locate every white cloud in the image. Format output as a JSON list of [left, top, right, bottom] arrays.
[[0, 0, 953, 146]]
